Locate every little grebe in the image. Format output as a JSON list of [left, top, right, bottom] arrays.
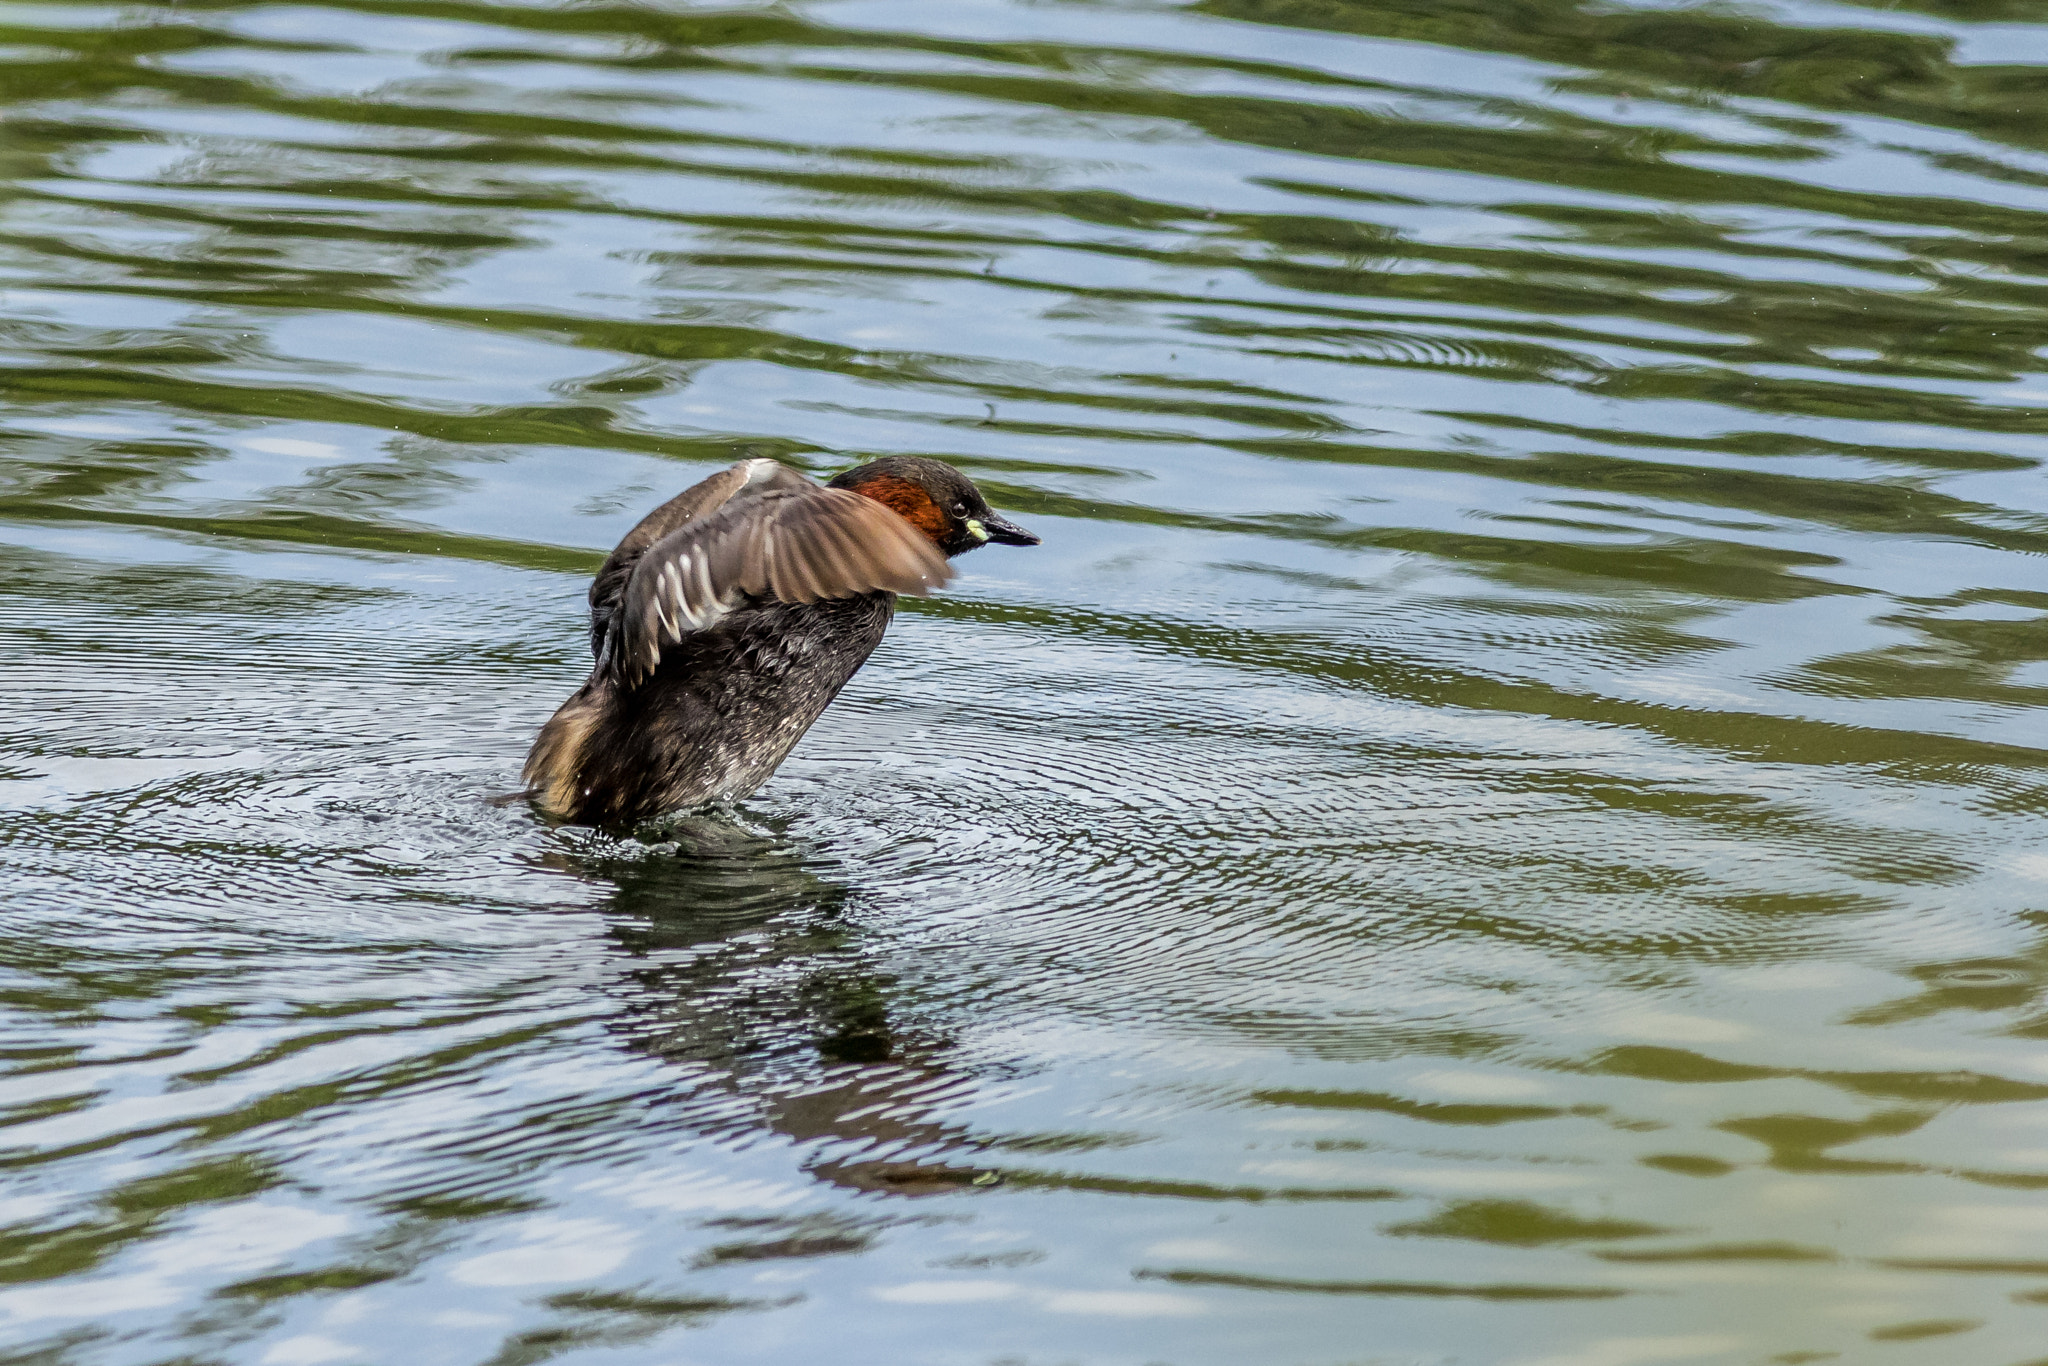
[[523, 455, 1038, 826]]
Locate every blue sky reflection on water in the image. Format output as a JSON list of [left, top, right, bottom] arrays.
[[2, 0, 2048, 1362]]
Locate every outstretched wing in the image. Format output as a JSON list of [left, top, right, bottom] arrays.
[[602, 480, 951, 687], [587, 457, 810, 658]]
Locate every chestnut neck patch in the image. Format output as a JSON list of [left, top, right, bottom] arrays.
[[845, 473, 951, 544]]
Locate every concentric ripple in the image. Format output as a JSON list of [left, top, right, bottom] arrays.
[[2, 0, 2047, 1363]]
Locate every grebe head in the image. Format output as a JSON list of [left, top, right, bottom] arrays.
[[829, 456, 1039, 558]]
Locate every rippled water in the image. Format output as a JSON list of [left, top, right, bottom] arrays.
[[3, 0, 2048, 1361]]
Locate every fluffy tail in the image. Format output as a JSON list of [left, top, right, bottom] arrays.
[[522, 687, 600, 819]]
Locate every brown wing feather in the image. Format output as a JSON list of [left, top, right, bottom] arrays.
[[606, 483, 951, 687], [586, 457, 812, 657]]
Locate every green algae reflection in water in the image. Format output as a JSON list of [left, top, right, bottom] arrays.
[[0, 0, 2046, 1363]]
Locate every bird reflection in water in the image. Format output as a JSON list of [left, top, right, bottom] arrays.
[[542, 815, 999, 1197]]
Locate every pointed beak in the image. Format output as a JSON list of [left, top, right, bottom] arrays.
[[973, 510, 1040, 546]]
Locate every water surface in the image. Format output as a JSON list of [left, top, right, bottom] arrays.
[[3, 0, 2048, 1362]]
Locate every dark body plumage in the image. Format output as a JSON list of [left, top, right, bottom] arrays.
[[525, 456, 1037, 827]]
